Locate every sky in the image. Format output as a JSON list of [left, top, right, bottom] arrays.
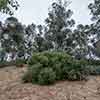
[[0, 0, 93, 25]]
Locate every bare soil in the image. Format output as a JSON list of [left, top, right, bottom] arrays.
[[0, 66, 100, 100]]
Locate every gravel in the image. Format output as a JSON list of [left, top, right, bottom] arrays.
[[0, 66, 100, 100]]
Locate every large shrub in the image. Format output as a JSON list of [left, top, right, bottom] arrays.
[[23, 51, 89, 85]]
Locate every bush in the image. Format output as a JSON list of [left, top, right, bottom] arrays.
[[94, 66, 100, 75], [23, 51, 89, 85], [22, 69, 32, 83], [22, 63, 43, 83], [28, 54, 49, 66], [87, 65, 100, 75], [28, 52, 73, 67], [53, 62, 64, 80], [38, 67, 56, 85], [67, 65, 90, 81], [87, 59, 100, 65]]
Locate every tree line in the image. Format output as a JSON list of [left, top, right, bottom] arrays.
[[0, 0, 100, 62]]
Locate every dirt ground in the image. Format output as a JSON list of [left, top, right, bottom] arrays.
[[0, 66, 100, 100]]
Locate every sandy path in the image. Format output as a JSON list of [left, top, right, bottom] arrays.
[[0, 66, 100, 100]]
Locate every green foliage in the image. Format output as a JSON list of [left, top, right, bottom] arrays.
[[88, 0, 100, 21], [28, 53, 49, 66], [38, 67, 56, 85], [73, 24, 90, 59], [0, 0, 19, 15], [87, 65, 100, 75], [87, 59, 100, 65], [88, 0, 100, 58], [45, 0, 75, 51], [93, 66, 100, 75], [0, 17, 25, 61], [66, 63, 90, 81], [22, 69, 32, 83], [23, 52, 89, 85], [23, 63, 43, 83]]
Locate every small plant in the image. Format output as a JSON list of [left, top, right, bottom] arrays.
[[22, 69, 32, 83]]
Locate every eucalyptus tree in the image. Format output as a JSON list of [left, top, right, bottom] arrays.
[[25, 24, 53, 56], [33, 25, 53, 52], [45, 0, 75, 52], [25, 23, 36, 57], [0, 17, 24, 60], [0, 0, 19, 15], [72, 24, 92, 59], [88, 0, 100, 58]]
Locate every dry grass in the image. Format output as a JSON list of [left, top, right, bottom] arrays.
[[0, 66, 100, 100]]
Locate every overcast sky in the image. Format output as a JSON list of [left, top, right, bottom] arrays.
[[0, 0, 93, 25]]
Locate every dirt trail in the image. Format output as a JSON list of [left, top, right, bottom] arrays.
[[0, 66, 100, 100]]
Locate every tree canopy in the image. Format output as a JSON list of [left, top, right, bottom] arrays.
[[0, 0, 100, 61], [0, 0, 19, 15]]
